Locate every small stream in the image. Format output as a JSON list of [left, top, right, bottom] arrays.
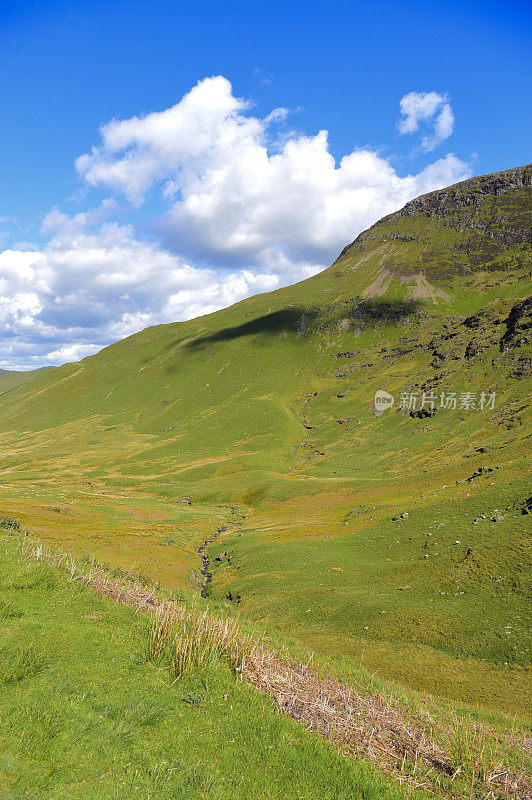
[[197, 527, 226, 597], [197, 509, 245, 598]]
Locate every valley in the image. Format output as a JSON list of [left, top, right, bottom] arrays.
[[1, 164, 530, 727]]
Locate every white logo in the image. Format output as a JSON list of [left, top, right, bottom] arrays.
[[374, 389, 395, 412]]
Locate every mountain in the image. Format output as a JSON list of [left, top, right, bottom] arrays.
[[0, 164, 530, 716]]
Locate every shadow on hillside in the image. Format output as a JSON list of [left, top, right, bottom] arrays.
[[349, 298, 422, 323], [185, 299, 422, 349], [186, 308, 306, 347]]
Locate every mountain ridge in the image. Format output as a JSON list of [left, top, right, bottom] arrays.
[[336, 163, 532, 279]]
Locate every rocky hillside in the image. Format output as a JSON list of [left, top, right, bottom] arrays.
[[337, 163, 532, 280]]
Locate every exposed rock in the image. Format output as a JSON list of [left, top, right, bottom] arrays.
[[410, 408, 436, 419], [463, 310, 493, 329], [467, 466, 497, 482], [509, 355, 532, 379], [343, 505, 367, 524], [335, 164, 532, 277], [331, 351, 361, 359], [400, 165, 531, 214], [500, 297, 532, 351], [465, 340, 482, 359], [297, 313, 312, 336]]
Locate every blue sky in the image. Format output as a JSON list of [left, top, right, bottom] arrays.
[[0, 0, 530, 368]]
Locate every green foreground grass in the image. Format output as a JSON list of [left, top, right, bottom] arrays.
[[0, 534, 420, 800]]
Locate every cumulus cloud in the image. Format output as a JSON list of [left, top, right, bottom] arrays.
[[76, 76, 253, 205], [77, 77, 466, 268], [398, 91, 455, 152], [1, 77, 470, 369]]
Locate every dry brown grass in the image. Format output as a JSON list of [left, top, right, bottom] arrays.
[[148, 603, 240, 679], [12, 531, 531, 800]]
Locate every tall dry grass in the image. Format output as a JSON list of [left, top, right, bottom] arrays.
[[147, 604, 240, 679]]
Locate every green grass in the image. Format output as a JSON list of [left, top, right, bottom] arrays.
[[0, 536, 421, 800], [0, 368, 52, 396]]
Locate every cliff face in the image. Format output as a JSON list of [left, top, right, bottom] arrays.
[[397, 163, 532, 220], [336, 163, 532, 278]]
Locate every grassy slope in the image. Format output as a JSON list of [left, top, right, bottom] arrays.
[[0, 165, 530, 718], [0, 534, 413, 800], [0, 368, 52, 396]]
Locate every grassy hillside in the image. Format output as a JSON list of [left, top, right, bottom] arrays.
[[0, 528, 417, 800], [0, 368, 52, 396], [0, 164, 530, 719]]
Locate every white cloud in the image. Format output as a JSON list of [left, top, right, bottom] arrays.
[[76, 76, 254, 205], [1, 77, 470, 369], [398, 91, 455, 152], [398, 91, 444, 134], [78, 77, 468, 268], [434, 102, 455, 143], [45, 343, 103, 365], [0, 289, 43, 328]]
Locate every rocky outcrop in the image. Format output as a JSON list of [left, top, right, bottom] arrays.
[[336, 164, 532, 268], [395, 164, 532, 221], [500, 297, 532, 351]]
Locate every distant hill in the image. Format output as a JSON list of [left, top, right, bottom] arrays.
[[0, 164, 530, 716], [0, 366, 54, 395]]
